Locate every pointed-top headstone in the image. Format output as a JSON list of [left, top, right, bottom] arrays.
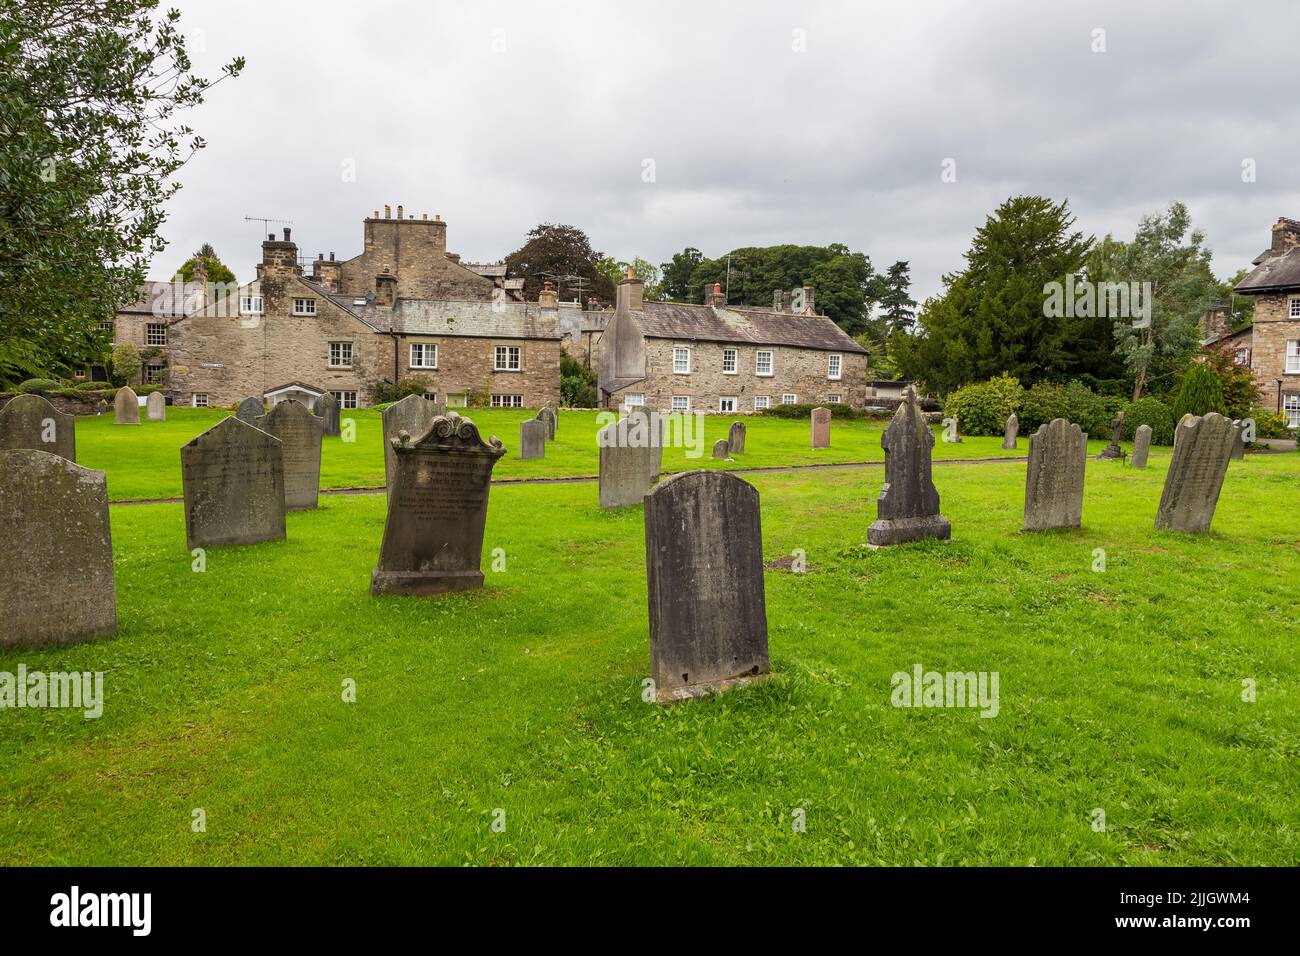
[[0, 393, 76, 462], [868, 386, 951, 545], [314, 391, 341, 437], [181, 416, 286, 549], [255, 399, 322, 510], [1155, 412, 1235, 533], [113, 386, 140, 425], [236, 397, 264, 424], [146, 390, 166, 421]]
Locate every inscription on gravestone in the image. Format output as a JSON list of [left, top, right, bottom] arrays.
[[113, 386, 140, 425], [1155, 412, 1235, 533], [181, 417, 286, 549], [811, 407, 831, 449], [1023, 418, 1086, 532], [868, 387, 951, 546], [256, 399, 322, 510], [0, 393, 76, 462]]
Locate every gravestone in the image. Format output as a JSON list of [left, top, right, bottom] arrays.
[[598, 410, 661, 508], [371, 412, 506, 596], [1230, 420, 1245, 461], [536, 405, 557, 441], [255, 399, 322, 510], [382, 394, 441, 496], [314, 391, 341, 437], [868, 387, 951, 546], [146, 391, 166, 421], [114, 386, 140, 425], [1097, 409, 1125, 459], [644, 470, 769, 703], [1023, 418, 1086, 532], [1131, 424, 1152, 468], [728, 421, 746, 455], [1002, 413, 1019, 450], [1155, 412, 1235, 533], [943, 416, 962, 443], [712, 438, 730, 460], [0, 450, 116, 648], [236, 397, 264, 424], [519, 418, 546, 459], [181, 417, 286, 549], [0, 393, 76, 462], [811, 407, 831, 449]]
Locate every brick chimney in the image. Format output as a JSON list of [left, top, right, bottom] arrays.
[[707, 281, 726, 308], [538, 280, 558, 309], [1271, 217, 1300, 255], [617, 268, 644, 312]]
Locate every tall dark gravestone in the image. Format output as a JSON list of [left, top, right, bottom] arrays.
[[0, 450, 116, 648], [0, 393, 76, 462], [256, 399, 322, 510], [868, 387, 951, 546], [181, 417, 286, 549], [314, 391, 341, 437], [371, 413, 506, 596], [644, 470, 769, 703], [382, 395, 440, 497], [728, 421, 746, 455], [1097, 409, 1125, 460], [1130, 424, 1152, 468], [536, 405, 557, 441], [1023, 418, 1086, 532], [1155, 412, 1235, 533]]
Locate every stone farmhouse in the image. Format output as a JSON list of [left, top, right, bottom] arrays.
[[594, 274, 868, 413]]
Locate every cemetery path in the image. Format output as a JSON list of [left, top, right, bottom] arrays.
[[108, 454, 1029, 506]]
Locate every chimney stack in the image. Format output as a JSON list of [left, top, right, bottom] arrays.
[[1271, 217, 1300, 255], [283, 227, 291, 242], [801, 286, 815, 314], [538, 280, 559, 309], [617, 268, 645, 313], [1202, 301, 1231, 341], [707, 282, 726, 308], [396, 204, 403, 219], [773, 289, 784, 311], [384, 204, 391, 219]]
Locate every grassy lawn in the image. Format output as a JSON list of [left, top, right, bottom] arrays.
[[73, 406, 1044, 501], [0, 450, 1295, 865]]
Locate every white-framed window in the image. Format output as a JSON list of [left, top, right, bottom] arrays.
[[240, 295, 264, 315], [1286, 340, 1300, 374], [143, 364, 165, 384], [98, 319, 115, 332], [1284, 394, 1300, 428], [1235, 346, 1251, 366], [494, 345, 521, 371], [671, 395, 691, 412], [782, 393, 797, 405], [329, 341, 353, 368], [410, 342, 438, 369], [722, 348, 738, 374], [755, 350, 774, 376], [330, 390, 357, 409], [827, 353, 843, 380], [293, 297, 317, 316], [145, 322, 167, 346], [491, 394, 523, 408], [192, 393, 209, 408], [719, 396, 737, 413], [672, 347, 691, 374], [754, 396, 770, 410], [1289, 297, 1300, 319], [624, 393, 645, 407], [827, 394, 842, 404]]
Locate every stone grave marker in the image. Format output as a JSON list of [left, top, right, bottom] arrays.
[[728, 421, 746, 455], [598, 410, 661, 508], [868, 387, 951, 545], [382, 395, 441, 496], [0, 393, 76, 462], [0, 450, 116, 648], [1097, 409, 1125, 459], [1002, 413, 1019, 450], [1130, 424, 1152, 468], [113, 386, 140, 425], [314, 391, 341, 437], [1230, 420, 1245, 461], [371, 412, 506, 596], [256, 399, 322, 510], [712, 438, 730, 460], [1155, 412, 1235, 533], [811, 407, 831, 449], [236, 397, 264, 424], [537, 405, 557, 441], [519, 418, 546, 459], [1023, 418, 1086, 532], [181, 417, 286, 549], [643, 470, 769, 703], [146, 391, 166, 421]]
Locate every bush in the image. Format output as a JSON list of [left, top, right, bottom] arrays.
[[942, 375, 1023, 436], [1171, 363, 1227, 421], [110, 342, 141, 385], [1250, 408, 1293, 440], [561, 353, 597, 407], [373, 377, 432, 405], [1121, 396, 1176, 446], [1201, 349, 1261, 419], [1017, 380, 1111, 436], [16, 378, 63, 393], [761, 402, 864, 420]]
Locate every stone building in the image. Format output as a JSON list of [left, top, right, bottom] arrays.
[[595, 276, 868, 413]]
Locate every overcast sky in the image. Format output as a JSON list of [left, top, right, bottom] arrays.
[[158, 0, 1300, 305]]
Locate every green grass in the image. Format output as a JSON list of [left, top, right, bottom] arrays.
[[74, 407, 1044, 501], [1, 450, 1295, 865]]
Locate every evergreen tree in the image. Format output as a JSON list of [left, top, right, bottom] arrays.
[[877, 261, 917, 332], [1171, 362, 1227, 420]]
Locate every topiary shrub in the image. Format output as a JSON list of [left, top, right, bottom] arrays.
[[1171, 363, 1227, 421], [16, 378, 63, 394], [1122, 396, 1176, 446], [942, 375, 1023, 436]]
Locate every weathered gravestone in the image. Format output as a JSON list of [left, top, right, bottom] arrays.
[[811, 407, 831, 449], [536, 405, 557, 441], [1002, 413, 1019, 450], [0, 450, 116, 648], [1230, 420, 1245, 461], [145, 390, 166, 421], [728, 421, 746, 455], [371, 413, 506, 596], [0, 393, 76, 462], [113, 386, 140, 425], [868, 387, 951, 546], [382, 394, 441, 496], [1097, 409, 1125, 460], [1023, 418, 1086, 532], [1130, 424, 1152, 469], [712, 438, 730, 460], [519, 418, 547, 459], [181, 417, 286, 549], [314, 391, 341, 437], [598, 410, 661, 508], [643, 470, 769, 703], [236, 397, 264, 424], [1155, 412, 1235, 533], [255, 399, 322, 510], [942, 415, 962, 443]]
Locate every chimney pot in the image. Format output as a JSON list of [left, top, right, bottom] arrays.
[[373, 210, 379, 219], [422, 213, 428, 220], [283, 227, 291, 241], [329, 252, 335, 261], [384, 204, 391, 218], [268, 233, 274, 241], [397, 204, 403, 219]]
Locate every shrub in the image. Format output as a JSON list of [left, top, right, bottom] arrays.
[[1171, 363, 1227, 421], [1201, 349, 1260, 419], [16, 378, 62, 394], [561, 353, 597, 407], [1121, 396, 1176, 446], [1018, 380, 1110, 436], [1250, 408, 1293, 440], [373, 377, 432, 405], [761, 402, 864, 420], [110, 342, 141, 385], [942, 375, 1023, 436]]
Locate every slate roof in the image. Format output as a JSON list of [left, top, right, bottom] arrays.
[[391, 300, 562, 339], [1235, 246, 1300, 294], [635, 302, 867, 353], [118, 281, 205, 318]]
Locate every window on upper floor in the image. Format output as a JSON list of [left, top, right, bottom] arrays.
[[146, 323, 167, 346], [672, 347, 691, 374], [722, 348, 737, 374], [755, 350, 773, 376], [329, 341, 353, 368], [1290, 298, 1300, 319], [410, 343, 438, 369], [241, 295, 264, 315], [1287, 340, 1300, 374], [828, 353, 843, 380], [293, 297, 317, 316], [494, 345, 521, 371]]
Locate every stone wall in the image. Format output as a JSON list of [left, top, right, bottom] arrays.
[[397, 334, 562, 408], [0, 392, 110, 416], [333, 214, 497, 301], [1248, 291, 1300, 409]]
